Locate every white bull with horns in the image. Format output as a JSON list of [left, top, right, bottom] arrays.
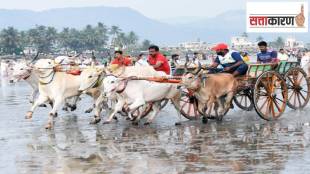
[[101, 75, 181, 125], [78, 65, 179, 124], [25, 59, 100, 129]]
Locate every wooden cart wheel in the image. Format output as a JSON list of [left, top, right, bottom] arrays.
[[253, 71, 288, 121], [284, 67, 310, 109], [233, 88, 254, 111], [179, 89, 201, 120]]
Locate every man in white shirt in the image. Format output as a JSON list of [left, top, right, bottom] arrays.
[[278, 49, 289, 61], [135, 53, 148, 66]]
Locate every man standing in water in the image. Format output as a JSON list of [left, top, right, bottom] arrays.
[[147, 45, 170, 75], [257, 41, 278, 63]]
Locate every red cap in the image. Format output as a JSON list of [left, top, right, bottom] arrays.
[[212, 43, 228, 51]]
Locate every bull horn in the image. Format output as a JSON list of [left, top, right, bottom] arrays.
[[184, 61, 189, 74], [192, 61, 202, 75], [92, 51, 96, 59], [29, 52, 40, 64]]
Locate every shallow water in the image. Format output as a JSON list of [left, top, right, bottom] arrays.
[[1, 81, 310, 174]]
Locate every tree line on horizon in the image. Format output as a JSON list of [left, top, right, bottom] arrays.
[[0, 22, 152, 55]]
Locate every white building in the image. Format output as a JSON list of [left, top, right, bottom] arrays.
[[179, 40, 210, 51], [285, 37, 304, 48], [231, 36, 256, 48]]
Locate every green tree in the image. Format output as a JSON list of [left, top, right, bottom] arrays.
[[0, 27, 21, 54], [27, 25, 57, 53], [274, 37, 285, 49], [141, 39, 151, 50], [256, 36, 264, 42]]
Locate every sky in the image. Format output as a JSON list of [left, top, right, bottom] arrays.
[[0, 0, 305, 20], [0, 0, 247, 19]]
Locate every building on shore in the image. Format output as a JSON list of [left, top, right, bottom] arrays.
[[285, 37, 304, 49], [231, 36, 256, 50]]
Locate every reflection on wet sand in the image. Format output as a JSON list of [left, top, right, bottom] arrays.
[[1, 83, 310, 173]]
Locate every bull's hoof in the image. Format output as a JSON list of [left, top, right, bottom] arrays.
[[175, 122, 182, 126], [216, 115, 223, 122], [230, 103, 234, 109], [39, 104, 47, 107], [90, 118, 101, 124], [132, 122, 139, 126], [202, 117, 208, 124], [49, 113, 57, 118], [45, 123, 53, 129], [62, 107, 68, 111], [144, 122, 150, 126], [70, 105, 77, 111], [113, 116, 118, 121], [126, 117, 131, 120], [103, 121, 111, 124], [85, 108, 93, 113], [25, 111, 33, 119]]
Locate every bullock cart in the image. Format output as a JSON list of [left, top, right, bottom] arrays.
[[169, 61, 310, 121]]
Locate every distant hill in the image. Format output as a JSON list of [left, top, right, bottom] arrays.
[[0, 7, 309, 45]]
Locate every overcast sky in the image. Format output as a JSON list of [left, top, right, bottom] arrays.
[[0, 0, 304, 19]]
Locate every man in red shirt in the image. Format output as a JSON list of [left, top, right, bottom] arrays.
[[147, 45, 170, 75], [111, 50, 132, 66]]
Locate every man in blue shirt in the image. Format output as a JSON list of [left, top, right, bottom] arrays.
[[257, 41, 278, 63], [209, 43, 248, 76]]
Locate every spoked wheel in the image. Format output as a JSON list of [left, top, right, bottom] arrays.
[[233, 88, 254, 111], [253, 71, 288, 121], [285, 67, 310, 109], [179, 89, 201, 120], [130, 103, 153, 119]]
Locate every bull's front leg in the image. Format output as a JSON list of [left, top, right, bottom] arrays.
[[90, 94, 106, 124], [46, 97, 64, 129], [128, 99, 145, 121], [203, 98, 215, 124], [144, 102, 161, 125], [29, 88, 38, 104], [103, 99, 124, 124], [223, 91, 234, 114], [26, 95, 49, 119]]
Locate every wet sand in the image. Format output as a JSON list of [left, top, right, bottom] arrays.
[[1, 81, 310, 174]]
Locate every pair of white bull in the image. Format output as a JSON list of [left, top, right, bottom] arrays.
[[11, 59, 100, 129], [78, 66, 182, 125]]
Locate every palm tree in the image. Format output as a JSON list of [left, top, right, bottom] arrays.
[[141, 39, 151, 50], [127, 31, 139, 46], [256, 36, 264, 42], [0, 27, 21, 54]]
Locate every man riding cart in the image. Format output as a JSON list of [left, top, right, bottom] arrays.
[[208, 43, 248, 76]]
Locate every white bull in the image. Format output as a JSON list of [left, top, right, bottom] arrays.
[[11, 61, 80, 111], [26, 59, 83, 129], [12, 61, 39, 103], [78, 65, 171, 124], [102, 75, 181, 125]]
